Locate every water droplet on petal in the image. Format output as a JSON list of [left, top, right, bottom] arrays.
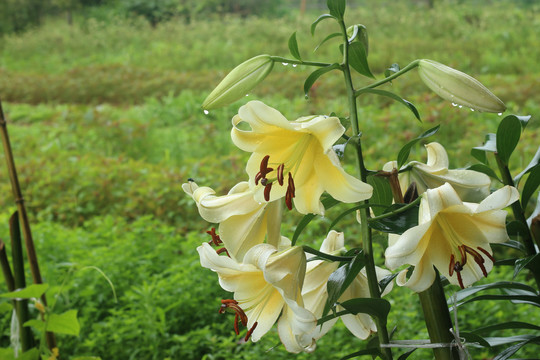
[[203, 110, 209, 115], [282, 62, 289, 66]]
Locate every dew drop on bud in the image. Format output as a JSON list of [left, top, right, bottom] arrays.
[[203, 110, 209, 115], [282, 62, 288, 66], [470, 108, 475, 112], [451, 103, 458, 107], [498, 112, 503, 116], [458, 105, 463, 108], [292, 64, 297, 67]]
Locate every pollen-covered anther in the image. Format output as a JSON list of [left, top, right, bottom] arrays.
[[245, 322, 258, 341], [449, 245, 493, 288], [284, 173, 296, 210], [263, 183, 273, 201], [216, 247, 230, 257], [276, 163, 285, 186], [255, 155, 274, 186], [218, 299, 250, 337], [206, 227, 222, 246]]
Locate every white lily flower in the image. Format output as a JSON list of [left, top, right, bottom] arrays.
[[231, 101, 372, 215], [385, 183, 519, 292], [198, 240, 317, 353], [182, 180, 281, 262], [303, 231, 392, 340], [383, 142, 491, 202]]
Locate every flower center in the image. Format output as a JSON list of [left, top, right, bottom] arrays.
[[219, 299, 258, 341], [254, 134, 312, 210]]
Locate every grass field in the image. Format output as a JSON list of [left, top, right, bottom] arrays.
[[0, 1, 539, 359]]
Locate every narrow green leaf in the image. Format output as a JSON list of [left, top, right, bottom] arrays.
[[449, 281, 536, 304], [466, 164, 501, 182], [473, 321, 540, 334], [459, 332, 492, 348], [493, 336, 540, 360], [521, 164, 540, 209], [496, 115, 522, 166], [0, 283, 48, 299], [397, 349, 417, 360], [456, 294, 540, 308], [303, 64, 340, 98], [514, 254, 540, 279], [315, 32, 342, 52], [292, 196, 339, 245], [485, 334, 539, 347], [327, 204, 373, 232], [492, 239, 526, 253], [327, 0, 346, 20], [303, 246, 354, 262], [514, 146, 540, 185], [356, 89, 421, 121], [379, 273, 399, 293], [397, 125, 440, 168], [471, 148, 488, 164], [339, 298, 391, 323], [341, 348, 380, 360], [288, 32, 302, 61], [348, 42, 375, 79], [369, 203, 419, 234], [367, 175, 393, 216], [324, 254, 365, 316], [311, 14, 335, 35]]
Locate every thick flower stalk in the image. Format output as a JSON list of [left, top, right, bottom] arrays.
[[182, 180, 282, 262], [231, 101, 372, 215], [303, 231, 392, 340], [385, 183, 519, 292], [198, 239, 317, 353], [384, 142, 491, 203]]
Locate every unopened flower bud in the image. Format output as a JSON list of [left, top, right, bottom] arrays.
[[418, 59, 506, 113], [346, 24, 369, 56], [202, 55, 274, 110]]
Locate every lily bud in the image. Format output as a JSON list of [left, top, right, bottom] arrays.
[[418, 59, 506, 113], [346, 24, 369, 56], [202, 55, 274, 110]]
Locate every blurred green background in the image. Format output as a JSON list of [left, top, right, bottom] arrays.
[[0, 0, 539, 359]]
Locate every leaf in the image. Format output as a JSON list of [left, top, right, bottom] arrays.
[[339, 298, 391, 323], [0, 283, 49, 299], [367, 175, 393, 216], [449, 281, 536, 304], [0, 302, 12, 313], [496, 115, 522, 166], [492, 240, 526, 253], [515, 114, 532, 129], [288, 32, 302, 61], [459, 332, 492, 348], [521, 164, 540, 209], [466, 164, 501, 182], [514, 254, 540, 279], [304, 245, 355, 262], [327, 203, 372, 232], [340, 348, 380, 360], [455, 294, 540, 309], [47, 309, 80, 336], [493, 336, 540, 360], [323, 253, 365, 316], [314, 32, 342, 52], [357, 89, 421, 122], [311, 14, 335, 35], [348, 42, 375, 79], [505, 220, 531, 241], [397, 125, 440, 168], [379, 273, 399, 293], [485, 334, 539, 347], [397, 349, 417, 360], [369, 203, 419, 235], [327, 0, 346, 20], [514, 146, 540, 185], [292, 196, 340, 245], [385, 63, 400, 78], [303, 64, 340, 98], [473, 321, 540, 334], [472, 133, 497, 163]]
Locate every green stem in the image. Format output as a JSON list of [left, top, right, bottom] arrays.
[[494, 153, 538, 255], [355, 60, 420, 95], [269, 56, 331, 68], [338, 19, 393, 360], [0, 99, 57, 351], [0, 239, 15, 292]]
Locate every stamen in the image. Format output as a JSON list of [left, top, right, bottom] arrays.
[[264, 183, 272, 201], [260, 155, 270, 174], [285, 190, 292, 210], [287, 173, 295, 196], [234, 313, 240, 335], [456, 270, 464, 289], [458, 245, 467, 266], [449, 254, 455, 276], [216, 247, 230, 257], [255, 172, 263, 185], [245, 322, 258, 341], [277, 164, 284, 186], [206, 228, 222, 246], [477, 247, 495, 262]]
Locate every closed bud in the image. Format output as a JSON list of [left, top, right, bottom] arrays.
[[202, 55, 274, 110], [418, 59, 506, 113]]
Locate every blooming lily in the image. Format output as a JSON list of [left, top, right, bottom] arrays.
[[303, 231, 392, 340], [182, 180, 282, 262], [198, 239, 317, 353], [231, 101, 372, 215], [384, 142, 491, 203], [385, 183, 519, 292]]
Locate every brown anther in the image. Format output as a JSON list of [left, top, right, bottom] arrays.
[[458, 245, 467, 266], [449, 254, 456, 276], [245, 322, 258, 341], [206, 228, 222, 246], [285, 190, 293, 210], [477, 247, 495, 263], [255, 172, 263, 185], [456, 270, 464, 289], [219, 299, 250, 337], [276, 163, 285, 186], [264, 183, 272, 201], [216, 247, 230, 257], [260, 155, 270, 174], [287, 173, 295, 197], [234, 313, 240, 335]]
